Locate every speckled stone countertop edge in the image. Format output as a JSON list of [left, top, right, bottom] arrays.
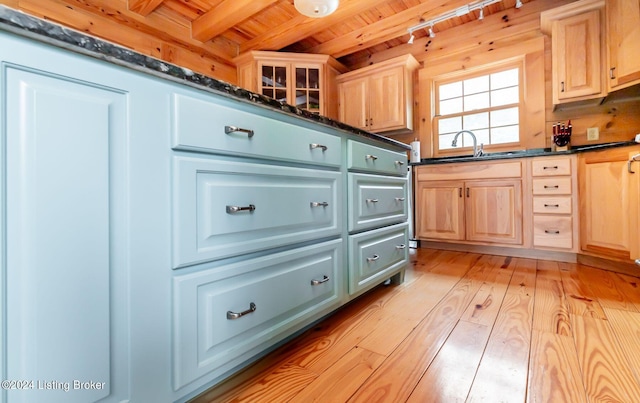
[[411, 141, 639, 165], [0, 5, 411, 152]]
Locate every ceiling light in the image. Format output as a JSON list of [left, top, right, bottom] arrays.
[[428, 26, 435, 38], [515, 0, 523, 8], [479, 7, 484, 20], [408, 33, 415, 44], [294, 0, 339, 18]]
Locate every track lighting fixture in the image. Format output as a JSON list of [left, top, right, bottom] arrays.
[[408, 33, 415, 44], [406, 0, 502, 39], [515, 0, 523, 8]]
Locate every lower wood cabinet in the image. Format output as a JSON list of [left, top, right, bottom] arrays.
[[415, 161, 523, 246], [579, 146, 640, 262]]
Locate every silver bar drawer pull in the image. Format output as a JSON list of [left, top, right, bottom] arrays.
[[396, 244, 406, 250], [366, 254, 380, 262], [225, 125, 254, 138], [226, 204, 256, 214], [366, 198, 379, 203], [365, 154, 378, 160], [310, 275, 330, 286], [227, 302, 257, 320], [395, 160, 405, 166], [544, 230, 560, 234], [310, 201, 329, 207], [310, 143, 327, 152], [395, 197, 406, 202]]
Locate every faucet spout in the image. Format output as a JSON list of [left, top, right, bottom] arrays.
[[451, 130, 483, 157]]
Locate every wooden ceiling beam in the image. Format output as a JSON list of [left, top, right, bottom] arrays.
[[128, 0, 165, 17], [192, 0, 279, 42], [306, 0, 474, 58], [239, 0, 392, 54]]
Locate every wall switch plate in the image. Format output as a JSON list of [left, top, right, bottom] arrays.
[[587, 127, 599, 141]]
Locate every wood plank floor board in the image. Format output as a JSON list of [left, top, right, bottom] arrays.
[[191, 249, 640, 403], [465, 258, 536, 403], [532, 260, 572, 336], [571, 313, 640, 402], [527, 330, 587, 403]]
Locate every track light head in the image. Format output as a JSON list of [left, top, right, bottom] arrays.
[[428, 26, 435, 38], [515, 0, 522, 8], [408, 33, 415, 44]]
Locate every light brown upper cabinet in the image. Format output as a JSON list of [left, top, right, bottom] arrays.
[[234, 51, 347, 120], [607, 0, 640, 90], [336, 54, 418, 134], [541, 0, 606, 105]]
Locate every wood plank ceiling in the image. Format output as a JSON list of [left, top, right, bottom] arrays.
[[88, 0, 529, 69]]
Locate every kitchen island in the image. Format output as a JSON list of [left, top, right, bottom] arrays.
[[0, 5, 410, 403]]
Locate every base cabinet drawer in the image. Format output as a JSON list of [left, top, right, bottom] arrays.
[[172, 240, 343, 390], [348, 223, 409, 294], [348, 173, 408, 232], [347, 140, 407, 176], [172, 93, 342, 167], [532, 177, 572, 195], [533, 216, 573, 249], [532, 196, 573, 214], [173, 156, 342, 268]]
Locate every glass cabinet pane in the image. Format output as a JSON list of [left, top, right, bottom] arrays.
[[261, 65, 287, 102]]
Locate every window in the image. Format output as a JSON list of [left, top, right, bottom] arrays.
[[434, 65, 521, 152]]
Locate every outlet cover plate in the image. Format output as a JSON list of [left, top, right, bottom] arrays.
[[587, 127, 599, 141]]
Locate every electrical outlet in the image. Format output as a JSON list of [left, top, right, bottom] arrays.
[[587, 127, 599, 141]]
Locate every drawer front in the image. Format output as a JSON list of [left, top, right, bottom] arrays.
[[173, 156, 342, 268], [533, 216, 573, 249], [348, 173, 408, 232], [348, 140, 407, 176], [532, 196, 573, 214], [348, 223, 409, 294], [172, 93, 342, 167], [173, 240, 343, 389], [532, 177, 573, 195], [531, 157, 572, 176]]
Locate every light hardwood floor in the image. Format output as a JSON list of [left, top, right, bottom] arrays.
[[192, 248, 640, 403]]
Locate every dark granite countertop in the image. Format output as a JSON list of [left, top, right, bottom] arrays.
[[0, 5, 410, 152], [411, 141, 640, 165]]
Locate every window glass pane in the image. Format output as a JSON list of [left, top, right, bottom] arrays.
[[491, 125, 519, 144], [491, 68, 519, 89], [491, 86, 519, 107], [464, 92, 489, 111], [438, 116, 462, 134], [464, 76, 489, 95], [490, 107, 519, 127], [439, 133, 457, 150], [440, 97, 463, 115], [439, 81, 462, 100], [474, 129, 490, 145], [463, 112, 488, 131]]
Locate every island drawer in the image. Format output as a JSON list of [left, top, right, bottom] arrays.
[[172, 93, 342, 167], [347, 140, 407, 176], [348, 222, 409, 294], [172, 239, 342, 390], [173, 156, 342, 268], [348, 173, 408, 232]]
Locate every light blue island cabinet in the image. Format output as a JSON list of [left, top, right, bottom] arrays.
[[0, 7, 409, 402]]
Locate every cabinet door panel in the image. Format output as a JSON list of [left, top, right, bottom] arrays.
[[553, 10, 602, 101], [173, 157, 342, 268], [338, 77, 368, 129], [466, 180, 523, 245], [608, 0, 640, 89], [368, 66, 406, 132], [5, 67, 126, 402], [415, 181, 465, 240], [579, 155, 630, 258]]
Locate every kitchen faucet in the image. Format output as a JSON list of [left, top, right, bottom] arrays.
[[452, 130, 484, 157]]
